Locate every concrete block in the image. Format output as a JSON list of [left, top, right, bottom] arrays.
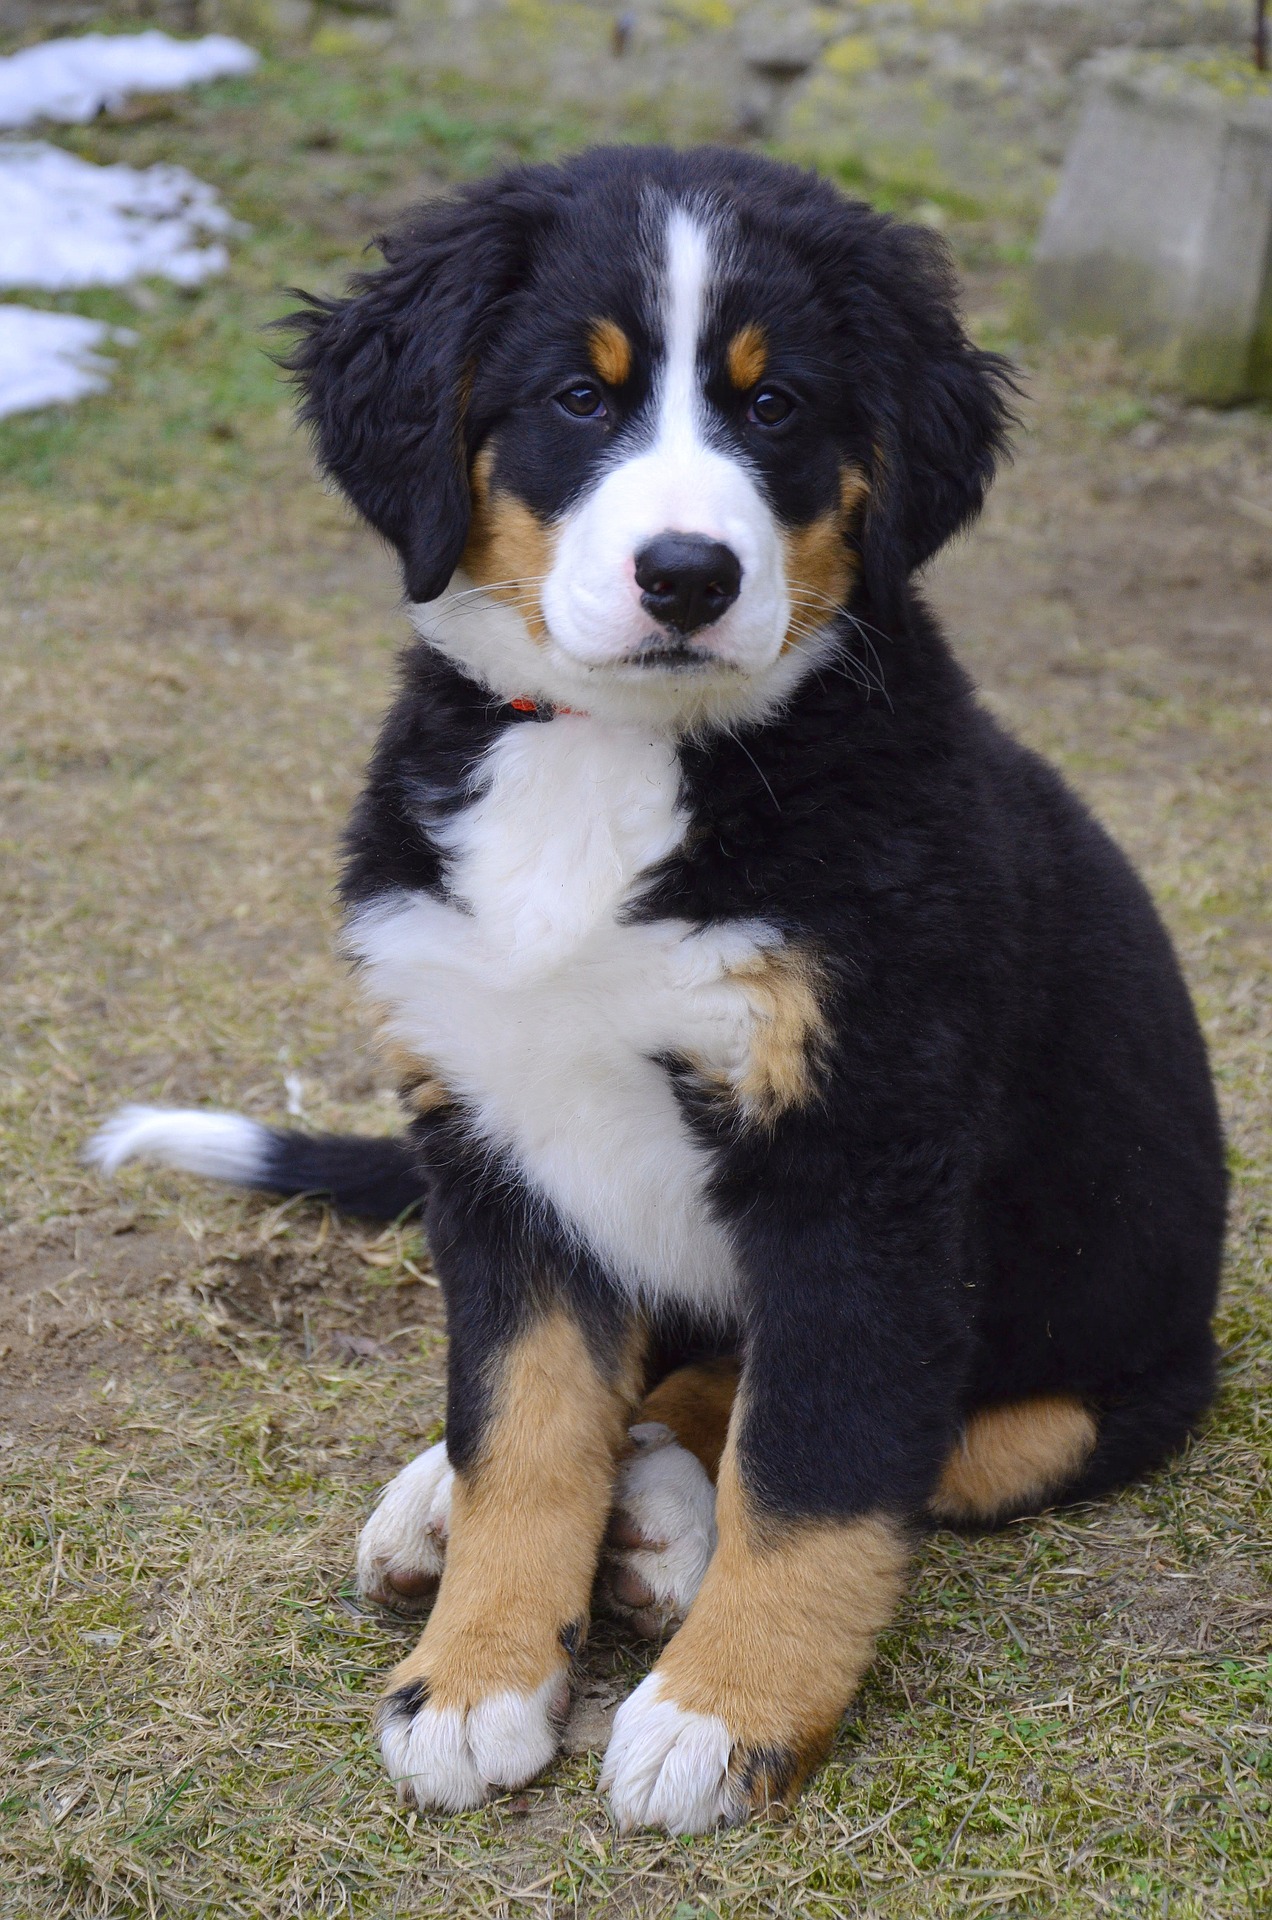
[[1034, 52, 1272, 402]]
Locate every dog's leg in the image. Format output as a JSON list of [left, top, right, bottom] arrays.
[[601, 1392, 909, 1832], [599, 1360, 738, 1636], [376, 1301, 641, 1810], [601, 1151, 974, 1832]]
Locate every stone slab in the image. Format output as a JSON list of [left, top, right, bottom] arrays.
[[1034, 52, 1272, 401]]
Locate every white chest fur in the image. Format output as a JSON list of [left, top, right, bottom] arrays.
[[346, 716, 773, 1311]]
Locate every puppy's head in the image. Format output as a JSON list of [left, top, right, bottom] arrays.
[[286, 148, 1013, 725]]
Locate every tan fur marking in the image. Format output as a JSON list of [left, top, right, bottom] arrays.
[[928, 1395, 1098, 1525], [638, 1359, 739, 1481], [383, 1043, 452, 1117], [726, 323, 767, 391], [462, 442, 555, 643], [655, 1422, 907, 1804], [839, 463, 870, 521], [588, 317, 633, 388], [368, 1009, 454, 1116], [780, 465, 869, 654], [383, 1312, 641, 1711], [469, 439, 495, 507], [735, 944, 830, 1120], [692, 943, 829, 1124]]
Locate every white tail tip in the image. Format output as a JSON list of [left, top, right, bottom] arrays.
[[86, 1104, 269, 1183]]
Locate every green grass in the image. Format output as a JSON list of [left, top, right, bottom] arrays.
[[1, 14, 1269, 1919]]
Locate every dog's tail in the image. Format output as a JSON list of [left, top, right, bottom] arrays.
[[87, 1106, 424, 1222]]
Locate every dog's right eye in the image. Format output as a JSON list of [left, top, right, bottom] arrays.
[[556, 384, 607, 420], [748, 387, 794, 427]]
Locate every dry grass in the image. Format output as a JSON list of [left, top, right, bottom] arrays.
[[1, 17, 1269, 1919]]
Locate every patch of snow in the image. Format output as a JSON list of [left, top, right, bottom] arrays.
[[0, 143, 237, 290], [0, 31, 258, 130], [0, 30, 256, 416], [0, 305, 135, 418]]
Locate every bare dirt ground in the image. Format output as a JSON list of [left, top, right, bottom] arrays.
[[1, 27, 1269, 1920]]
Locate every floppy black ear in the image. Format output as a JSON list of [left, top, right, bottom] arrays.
[[855, 221, 1017, 610], [282, 174, 555, 603]]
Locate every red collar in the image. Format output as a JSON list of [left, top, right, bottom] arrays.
[[508, 696, 588, 719]]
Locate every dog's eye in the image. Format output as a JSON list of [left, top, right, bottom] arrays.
[[556, 384, 607, 420], [748, 387, 794, 427]]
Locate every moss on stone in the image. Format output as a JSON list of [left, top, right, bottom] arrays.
[[822, 33, 879, 79]]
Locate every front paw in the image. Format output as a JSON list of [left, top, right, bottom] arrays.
[[601, 1671, 799, 1834], [597, 1425, 716, 1636], [376, 1669, 569, 1812], [356, 1441, 454, 1614]]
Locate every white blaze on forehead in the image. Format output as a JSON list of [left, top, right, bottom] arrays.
[[656, 206, 714, 454]]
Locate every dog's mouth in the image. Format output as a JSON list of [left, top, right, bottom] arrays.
[[614, 633, 728, 673]]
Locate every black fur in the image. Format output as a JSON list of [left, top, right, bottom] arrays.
[[256, 1127, 424, 1220], [387, 1679, 429, 1718], [265, 146, 1224, 1526]]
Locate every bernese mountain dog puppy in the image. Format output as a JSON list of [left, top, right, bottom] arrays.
[[91, 146, 1227, 1834]]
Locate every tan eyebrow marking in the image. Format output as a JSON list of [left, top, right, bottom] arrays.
[[727, 323, 768, 391], [587, 318, 632, 387]]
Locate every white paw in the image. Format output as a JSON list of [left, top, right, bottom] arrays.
[[601, 1671, 733, 1834], [378, 1671, 567, 1811], [599, 1425, 717, 1636], [356, 1441, 454, 1613]]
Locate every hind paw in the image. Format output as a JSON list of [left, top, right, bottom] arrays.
[[597, 1425, 717, 1636], [357, 1441, 453, 1614]]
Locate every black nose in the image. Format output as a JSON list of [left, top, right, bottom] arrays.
[[634, 533, 742, 635]]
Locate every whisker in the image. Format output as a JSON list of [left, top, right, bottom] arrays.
[[841, 614, 892, 709], [787, 588, 850, 617], [785, 594, 891, 705], [817, 656, 879, 700], [786, 581, 843, 602], [782, 607, 891, 705], [431, 586, 547, 625], [840, 607, 894, 651], [724, 725, 782, 815], [441, 576, 549, 608]]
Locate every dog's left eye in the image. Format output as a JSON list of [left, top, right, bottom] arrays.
[[556, 384, 607, 420], [748, 387, 794, 427]]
